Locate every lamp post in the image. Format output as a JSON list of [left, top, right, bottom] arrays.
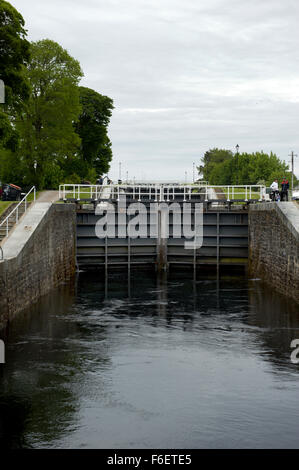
[[235, 144, 239, 185], [289, 151, 298, 195], [33, 160, 38, 187]]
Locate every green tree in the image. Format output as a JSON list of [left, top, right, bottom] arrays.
[[199, 148, 292, 186], [75, 86, 114, 177], [245, 151, 289, 185], [209, 159, 232, 185], [16, 39, 83, 188], [0, 0, 30, 150], [198, 148, 233, 182]]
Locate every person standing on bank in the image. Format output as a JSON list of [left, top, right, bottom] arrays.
[[270, 179, 279, 201], [96, 175, 104, 185], [281, 177, 289, 201]]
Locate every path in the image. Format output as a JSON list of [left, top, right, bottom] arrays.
[[37, 191, 59, 203]]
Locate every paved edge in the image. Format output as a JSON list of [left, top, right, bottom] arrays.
[[1, 202, 52, 259]]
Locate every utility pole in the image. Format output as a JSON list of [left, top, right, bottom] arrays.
[[193, 162, 195, 183], [119, 162, 122, 181], [185, 171, 187, 184], [288, 151, 298, 194]]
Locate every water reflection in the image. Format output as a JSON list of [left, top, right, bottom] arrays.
[[0, 271, 299, 448], [247, 284, 299, 371]]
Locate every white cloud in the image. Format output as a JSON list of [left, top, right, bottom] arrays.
[[11, 0, 299, 179]]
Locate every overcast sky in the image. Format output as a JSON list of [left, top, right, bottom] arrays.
[[12, 0, 299, 181]]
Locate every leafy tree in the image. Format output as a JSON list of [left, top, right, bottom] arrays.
[[75, 86, 114, 176], [15, 39, 83, 188], [198, 148, 233, 182], [0, 0, 30, 150], [244, 151, 289, 185], [198, 148, 294, 186], [209, 159, 232, 185]]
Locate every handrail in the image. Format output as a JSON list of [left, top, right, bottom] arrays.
[[0, 186, 36, 240], [59, 183, 266, 202]]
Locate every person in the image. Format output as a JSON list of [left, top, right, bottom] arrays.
[[270, 179, 279, 201], [281, 177, 289, 201], [96, 175, 103, 185]]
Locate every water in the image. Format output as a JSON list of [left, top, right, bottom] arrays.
[[0, 271, 299, 449]]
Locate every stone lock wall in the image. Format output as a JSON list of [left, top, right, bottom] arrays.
[[249, 203, 299, 304], [0, 204, 76, 329]]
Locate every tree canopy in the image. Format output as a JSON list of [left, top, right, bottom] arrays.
[[0, 0, 30, 150], [15, 39, 84, 188], [75, 86, 114, 176], [198, 148, 296, 187], [0, 5, 114, 190], [198, 148, 233, 182]]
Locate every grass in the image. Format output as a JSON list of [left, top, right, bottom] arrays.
[[62, 188, 104, 200], [0, 190, 41, 218], [192, 187, 262, 200], [27, 190, 40, 202], [0, 201, 13, 217], [219, 188, 261, 200]]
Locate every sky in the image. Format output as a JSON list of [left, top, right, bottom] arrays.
[[12, 0, 299, 182]]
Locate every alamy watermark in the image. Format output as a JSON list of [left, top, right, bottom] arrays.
[[95, 195, 204, 249], [0, 79, 5, 104], [290, 339, 299, 364], [0, 339, 5, 364]]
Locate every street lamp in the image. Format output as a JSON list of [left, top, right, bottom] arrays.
[[235, 144, 239, 185]]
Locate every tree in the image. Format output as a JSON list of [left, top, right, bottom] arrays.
[[198, 148, 294, 186], [75, 87, 114, 177], [198, 148, 233, 182], [209, 159, 232, 185], [16, 39, 84, 188], [0, 0, 30, 150]]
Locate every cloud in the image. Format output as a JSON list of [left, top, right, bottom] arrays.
[[12, 0, 299, 180]]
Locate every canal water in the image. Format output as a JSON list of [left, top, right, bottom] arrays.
[[0, 271, 299, 449]]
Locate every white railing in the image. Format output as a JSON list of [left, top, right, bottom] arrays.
[[59, 184, 266, 202], [0, 186, 36, 240]]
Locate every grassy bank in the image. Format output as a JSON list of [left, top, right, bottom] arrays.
[[27, 190, 40, 202], [0, 201, 13, 217]]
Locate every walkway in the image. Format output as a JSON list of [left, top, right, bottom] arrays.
[[37, 191, 59, 203]]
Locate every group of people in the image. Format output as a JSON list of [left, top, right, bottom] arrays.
[[96, 176, 123, 185], [81, 176, 121, 185], [95, 175, 113, 185], [270, 178, 289, 202]]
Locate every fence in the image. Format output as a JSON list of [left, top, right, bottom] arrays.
[[0, 186, 36, 240], [59, 184, 266, 202]]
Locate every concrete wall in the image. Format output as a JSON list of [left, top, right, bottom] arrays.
[[249, 202, 299, 304], [0, 203, 76, 329]]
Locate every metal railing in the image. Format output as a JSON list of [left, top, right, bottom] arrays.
[[0, 186, 36, 240], [59, 183, 266, 202]]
